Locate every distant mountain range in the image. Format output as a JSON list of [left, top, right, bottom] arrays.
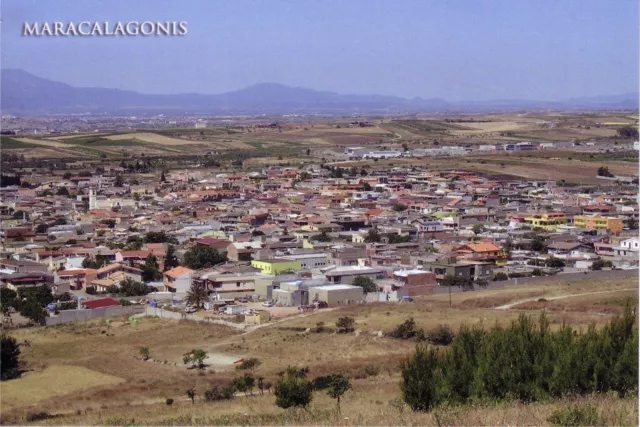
[[1, 69, 638, 115]]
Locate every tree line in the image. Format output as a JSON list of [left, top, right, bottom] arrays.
[[400, 302, 638, 412]]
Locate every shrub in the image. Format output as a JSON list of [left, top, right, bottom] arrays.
[[547, 404, 604, 426], [426, 325, 454, 346], [165, 398, 174, 406], [390, 317, 422, 340], [493, 272, 508, 281], [364, 365, 380, 377], [275, 366, 313, 409], [26, 412, 52, 422], [400, 345, 442, 412], [336, 316, 355, 333], [235, 357, 261, 370], [311, 375, 334, 390], [1, 333, 21, 381]]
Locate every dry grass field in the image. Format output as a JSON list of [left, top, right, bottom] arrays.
[[105, 132, 196, 146], [1, 273, 637, 425]]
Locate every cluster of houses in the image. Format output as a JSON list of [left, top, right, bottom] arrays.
[[0, 164, 637, 319]]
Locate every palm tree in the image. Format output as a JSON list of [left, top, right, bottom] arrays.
[[185, 281, 208, 309]]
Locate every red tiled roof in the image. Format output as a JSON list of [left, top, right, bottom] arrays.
[[82, 298, 120, 309]]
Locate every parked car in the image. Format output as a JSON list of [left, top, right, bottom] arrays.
[[239, 297, 249, 303], [262, 300, 275, 307], [184, 306, 197, 313]]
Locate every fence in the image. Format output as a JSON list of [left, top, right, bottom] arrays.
[[45, 305, 145, 326], [141, 306, 247, 330]]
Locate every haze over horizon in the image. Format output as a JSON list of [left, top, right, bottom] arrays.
[[1, 0, 638, 102]]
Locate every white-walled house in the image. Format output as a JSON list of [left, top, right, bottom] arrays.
[[163, 266, 194, 293]]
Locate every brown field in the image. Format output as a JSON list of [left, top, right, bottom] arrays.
[[0, 365, 124, 411], [12, 138, 69, 148], [105, 133, 196, 146], [47, 133, 115, 140], [13, 148, 78, 159], [1, 273, 637, 425], [337, 151, 638, 184]]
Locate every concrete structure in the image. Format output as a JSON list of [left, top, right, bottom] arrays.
[[307, 284, 364, 305], [163, 266, 194, 293], [574, 214, 624, 234], [279, 252, 329, 269], [525, 212, 567, 231], [195, 271, 274, 299], [251, 259, 302, 275], [324, 265, 383, 284], [245, 310, 271, 325], [423, 260, 493, 284]]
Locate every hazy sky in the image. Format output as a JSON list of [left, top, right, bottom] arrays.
[[1, 0, 638, 101]]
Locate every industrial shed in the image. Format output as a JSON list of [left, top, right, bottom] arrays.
[[308, 284, 363, 306]]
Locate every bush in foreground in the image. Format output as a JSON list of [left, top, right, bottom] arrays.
[[547, 404, 604, 426]]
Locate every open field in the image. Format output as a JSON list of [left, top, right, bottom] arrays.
[[105, 132, 197, 146], [11, 138, 69, 148], [0, 365, 124, 411], [1, 273, 637, 425], [331, 151, 638, 184], [4, 112, 637, 166]]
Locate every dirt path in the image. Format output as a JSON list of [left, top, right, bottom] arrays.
[[494, 288, 636, 310]]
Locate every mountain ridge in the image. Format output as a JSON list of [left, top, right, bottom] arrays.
[[1, 69, 638, 115]]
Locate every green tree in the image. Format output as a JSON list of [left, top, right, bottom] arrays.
[[0, 288, 17, 312], [114, 174, 124, 187], [393, 203, 408, 212], [164, 245, 180, 270], [1, 334, 21, 380], [351, 276, 377, 295], [20, 300, 48, 325], [624, 217, 638, 230], [119, 278, 151, 297], [616, 126, 639, 139], [364, 228, 381, 243], [144, 231, 178, 244], [183, 245, 227, 269], [236, 358, 261, 370], [141, 255, 162, 282], [530, 234, 547, 253], [310, 231, 331, 242], [275, 367, 313, 409], [400, 344, 443, 412], [327, 374, 351, 413], [472, 224, 485, 235], [185, 281, 208, 309], [183, 349, 208, 370], [232, 373, 256, 396]]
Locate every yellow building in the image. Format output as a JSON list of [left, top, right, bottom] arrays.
[[244, 310, 271, 325], [525, 212, 567, 231], [574, 214, 624, 234], [251, 259, 302, 275]]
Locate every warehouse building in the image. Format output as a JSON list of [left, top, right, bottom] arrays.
[[308, 284, 364, 306]]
